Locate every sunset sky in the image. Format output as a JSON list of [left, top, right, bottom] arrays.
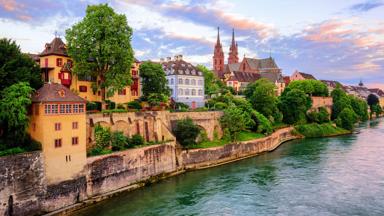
[[0, 0, 383, 88]]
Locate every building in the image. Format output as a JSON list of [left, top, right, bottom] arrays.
[[162, 55, 205, 108], [321, 80, 344, 92], [344, 81, 372, 99], [290, 70, 317, 81], [369, 88, 384, 108], [36, 36, 140, 105], [28, 83, 87, 184], [213, 28, 285, 95]]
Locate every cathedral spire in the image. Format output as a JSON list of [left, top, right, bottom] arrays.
[[217, 27, 221, 45], [228, 28, 239, 64], [213, 27, 224, 74]]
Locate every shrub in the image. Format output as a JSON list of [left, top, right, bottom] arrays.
[[127, 101, 142, 110], [213, 102, 228, 110], [335, 108, 358, 130], [295, 123, 349, 138], [116, 103, 125, 109], [86, 101, 98, 111], [307, 108, 329, 124], [105, 100, 116, 110], [111, 131, 129, 151], [194, 107, 209, 112], [129, 134, 145, 147], [87, 147, 112, 156], [220, 107, 247, 141], [253, 111, 273, 135], [174, 102, 189, 110], [173, 118, 201, 146], [0, 147, 25, 157], [94, 125, 111, 149]]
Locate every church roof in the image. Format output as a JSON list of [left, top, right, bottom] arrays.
[[244, 57, 279, 70], [260, 71, 284, 83], [228, 71, 261, 82], [39, 37, 68, 57], [162, 58, 203, 77], [32, 83, 86, 103]]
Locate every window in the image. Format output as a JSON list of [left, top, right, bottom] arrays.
[[60, 104, 65, 114], [192, 89, 196, 95], [65, 104, 71, 113], [52, 104, 58, 114], [79, 86, 87, 92], [185, 89, 190, 95], [198, 89, 203, 96], [132, 70, 137, 76], [45, 104, 51, 114], [118, 89, 127, 95], [56, 58, 63, 67], [54, 139, 62, 148], [170, 78, 174, 85], [54, 123, 61, 131], [179, 78, 183, 84], [198, 80, 203, 86], [73, 104, 79, 113], [185, 79, 190, 85], [179, 88, 183, 95], [79, 104, 85, 113], [72, 122, 78, 129], [72, 137, 79, 145], [191, 79, 196, 85]]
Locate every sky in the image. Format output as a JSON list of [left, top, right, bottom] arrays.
[[0, 0, 383, 89]]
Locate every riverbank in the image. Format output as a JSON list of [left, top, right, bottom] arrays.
[[294, 123, 351, 138]]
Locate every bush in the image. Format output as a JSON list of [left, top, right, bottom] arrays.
[[0, 147, 25, 157], [307, 108, 329, 124], [253, 111, 273, 135], [335, 108, 358, 130], [87, 147, 112, 156], [105, 100, 116, 110], [220, 107, 247, 141], [116, 103, 125, 109], [127, 101, 142, 110], [213, 102, 228, 110], [174, 102, 189, 110], [194, 107, 209, 112], [295, 123, 349, 138], [173, 118, 201, 146], [94, 125, 111, 149], [111, 131, 129, 151], [86, 101, 98, 111], [129, 134, 145, 147]]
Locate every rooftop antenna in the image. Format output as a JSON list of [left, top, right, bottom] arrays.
[[54, 31, 58, 38]]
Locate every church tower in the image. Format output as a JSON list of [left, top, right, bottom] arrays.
[[228, 28, 239, 64], [213, 27, 224, 73]]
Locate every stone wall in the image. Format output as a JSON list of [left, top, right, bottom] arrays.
[[311, 96, 333, 114], [179, 127, 297, 169], [86, 141, 177, 196], [0, 151, 45, 216]]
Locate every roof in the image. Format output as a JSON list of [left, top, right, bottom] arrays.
[[283, 76, 291, 85], [228, 71, 261, 82], [244, 57, 279, 70], [321, 80, 342, 88], [369, 88, 384, 97], [162, 59, 203, 77], [32, 83, 86, 103], [39, 37, 68, 57], [296, 71, 316, 80], [26, 53, 40, 62], [260, 71, 284, 83]]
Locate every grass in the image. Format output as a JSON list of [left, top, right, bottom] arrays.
[[189, 131, 265, 149], [294, 123, 350, 138], [273, 122, 289, 130], [0, 147, 26, 157]]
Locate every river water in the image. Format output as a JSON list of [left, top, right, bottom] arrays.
[[77, 119, 384, 216]]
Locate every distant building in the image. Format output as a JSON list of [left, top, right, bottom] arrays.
[[162, 55, 205, 109], [344, 81, 372, 99], [32, 36, 140, 105], [321, 80, 344, 92], [29, 83, 87, 184], [290, 70, 317, 81], [212, 27, 285, 95]]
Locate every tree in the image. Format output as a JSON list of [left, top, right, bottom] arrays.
[[335, 108, 358, 130], [196, 65, 224, 96], [220, 106, 247, 141], [331, 87, 351, 120], [0, 82, 34, 147], [244, 78, 278, 120], [173, 118, 201, 147], [284, 80, 328, 97], [349, 96, 368, 121], [279, 89, 312, 124], [252, 111, 273, 135], [307, 107, 329, 124], [66, 4, 134, 100], [139, 61, 171, 100], [0, 39, 43, 91]]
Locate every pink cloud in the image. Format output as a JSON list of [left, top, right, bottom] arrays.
[[0, 0, 23, 11], [304, 19, 356, 43], [366, 83, 384, 91]]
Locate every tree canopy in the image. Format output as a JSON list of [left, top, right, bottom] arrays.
[[279, 89, 312, 124], [244, 78, 278, 120], [139, 61, 171, 100], [66, 4, 134, 99], [367, 94, 379, 107], [0, 38, 42, 91], [284, 80, 329, 97], [220, 106, 247, 141], [173, 118, 201, 147], [196, 65, 224, 95]]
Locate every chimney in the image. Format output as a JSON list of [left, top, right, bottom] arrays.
[[166, 57, 171, 61]]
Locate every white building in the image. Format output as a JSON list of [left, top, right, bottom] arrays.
[[162, 55, 205, 109]]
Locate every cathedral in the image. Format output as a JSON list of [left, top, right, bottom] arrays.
[[213, 28, 285, 95]]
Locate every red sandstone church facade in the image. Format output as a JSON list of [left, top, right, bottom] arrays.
[[213, 28, 285, 95]]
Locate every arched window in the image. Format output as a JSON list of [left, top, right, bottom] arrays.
[[192, 89, 196, 95], [185, 89, 190, 95], [179, 88, 183, 95], [179, 78, 183, 84], [198, 80, 203, 86], [191, 79, 196, 85], [185, 79, 190, 85], [198, 89, 203, 95], [170, 78, 174, 85]]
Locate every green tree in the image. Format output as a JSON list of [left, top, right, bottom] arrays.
[[129, 134, 145, 147], [367, 94, 379, 118], [335, 108, 358, 130], [139, 61, 171, 100], [252, 111, 273, 135], [307, 107, 330, 124], [279, 89, 312, 124], [196, 65, 224, 95], [284, 80, 329, 97], [371, 104, 383, 118], [111, 131, 129, 151], [94, 124, 112, 149], [331, 87, 351, 120], [220, 106, 247, 141], [66, 4, 134, 100], [244, 78, 278, 119], [173, 118, 201, 146], [349, 96, 368, 121], [0, 39, 43, 91], [0, 82, 34, 147]]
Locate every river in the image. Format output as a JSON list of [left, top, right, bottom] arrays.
[[77, 119, 384, 216]]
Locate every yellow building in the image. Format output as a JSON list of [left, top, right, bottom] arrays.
[[38, 37, 141, 106], [29, 83, 87, 184]]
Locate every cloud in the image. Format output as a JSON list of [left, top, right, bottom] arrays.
[[0, 0, 23, 11], [349, 0, 384, 12]]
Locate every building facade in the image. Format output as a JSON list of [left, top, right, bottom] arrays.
[[213, 28, 285, 95], [290, 70, 317, 81], [162, 55, 205, 108], [37, 37, 140, 105], [28, 83, 87, 184]]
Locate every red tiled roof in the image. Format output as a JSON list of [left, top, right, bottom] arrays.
[[39, 37, 68, 57], [228, 71, 261, 82], [32, 83, 86, 103]]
